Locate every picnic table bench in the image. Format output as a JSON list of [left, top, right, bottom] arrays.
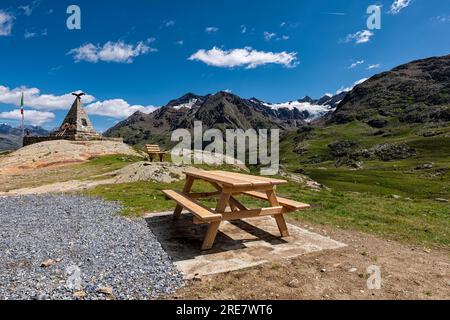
[[163, 169, 310, 250], [145, 144, 167, 162]]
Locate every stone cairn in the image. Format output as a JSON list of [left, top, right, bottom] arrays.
[[23, 93, 110, 147]]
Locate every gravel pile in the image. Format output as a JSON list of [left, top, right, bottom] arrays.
[[0, 195, 183, 300]]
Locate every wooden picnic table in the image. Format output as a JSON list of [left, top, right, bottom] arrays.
[[163, 169, 310, 250]]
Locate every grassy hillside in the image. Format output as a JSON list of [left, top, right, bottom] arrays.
[[280, 121, 450, 198]]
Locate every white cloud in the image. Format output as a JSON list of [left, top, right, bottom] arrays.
[[188, 47, 298, 69], [326, 12, 346, 16], [280, 22, 287, 27], [175, 40, 184, 45], [277, 35, 289, 41], [336, 78, 368, 94], [264, 32, 277, 41], [0, 85, 159, 122], [24, 31, 36, 39], [0, 85, 95, 111], [0, 109, 55, 126], [85, 99, 158, 119], [389, 0, 412, 14], [18, 1, 40, 16], [68, 40, 156, 63], [205, 27, 219, 34], [347, 60, 365, 69], [164, 20, 175, 27], [241, 25, 247, 33], [432, 15, 450, 23], [24, 28, 47, 39], [0, 11, 14, 36], [343, 30, 374, 44], [19, 5, 33, 16], [367, 64, 381, 70]]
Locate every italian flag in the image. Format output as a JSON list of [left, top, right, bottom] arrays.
[[20, 93, 24, 115]]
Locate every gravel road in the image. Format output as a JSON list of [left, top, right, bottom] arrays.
[[0, 195, 183, 300]]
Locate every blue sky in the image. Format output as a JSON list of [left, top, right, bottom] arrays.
[[0, 0, 449, 131]]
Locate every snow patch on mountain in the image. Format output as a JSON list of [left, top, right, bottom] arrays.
[[172, 99, 198, 110], [263, 101, 335, 122]]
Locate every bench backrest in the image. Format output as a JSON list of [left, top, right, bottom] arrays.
[[145, 144, 161, 153]]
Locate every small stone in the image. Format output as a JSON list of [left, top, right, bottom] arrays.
[[333, 263, 341, 268], [415, 163, 434, 170], [423, 248, 432, 254], [40, 259, 54, 268], [287, 279, 301, 288], [193, 274, 202, 282], [55, 258, 62, 263], [391, 195, 401, 199], [349, 268, 357, 273], [435, 198, 449, 203], [97, 287, 113, 295], [360, 290, 365, 294], [73, 291, 87, 299], [320, 268, 327, 273]]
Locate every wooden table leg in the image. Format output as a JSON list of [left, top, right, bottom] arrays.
[[201, 221, 221, 250], [216, 192, 231, 213], [266, 189, 290, 237], [173, 176, 195, 220], [200, 192, 230, 250]]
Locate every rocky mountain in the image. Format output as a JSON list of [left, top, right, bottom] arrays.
[[104, 91, 346, 146], [0, 124, 49, 152], [332, 54, 450, 124]]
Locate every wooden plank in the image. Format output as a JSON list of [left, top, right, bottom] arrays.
[[224, 185, 276, 193], [187, 191, 221, 199], [221, 206, 283, 221], [207, 171, 272, 187], [229, 196, 248, 211], [211, 170, 287, 186], [184, 169, 253, 187], [164, 190, 222, 222], [242, 191, 311, 210]]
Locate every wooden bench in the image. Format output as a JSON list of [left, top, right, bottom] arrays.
[[145, 144, 167, 162], [241, 191, 311, 211]]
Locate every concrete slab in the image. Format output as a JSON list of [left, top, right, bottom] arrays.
[[145, 212, 346, 279]]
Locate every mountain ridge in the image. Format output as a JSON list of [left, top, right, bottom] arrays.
[[104, 90, 345, 146], [0, 124, 49, 152]]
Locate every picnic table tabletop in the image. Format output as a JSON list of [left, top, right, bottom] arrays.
[[183, 169, 288, 188]]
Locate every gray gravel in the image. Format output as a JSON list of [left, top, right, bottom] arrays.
[[0, 195, 184, 300]]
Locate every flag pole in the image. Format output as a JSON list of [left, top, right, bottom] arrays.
[[21, 92, 24, 141]]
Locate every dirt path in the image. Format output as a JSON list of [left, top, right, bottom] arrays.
[[170, 218, 450, 300]]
